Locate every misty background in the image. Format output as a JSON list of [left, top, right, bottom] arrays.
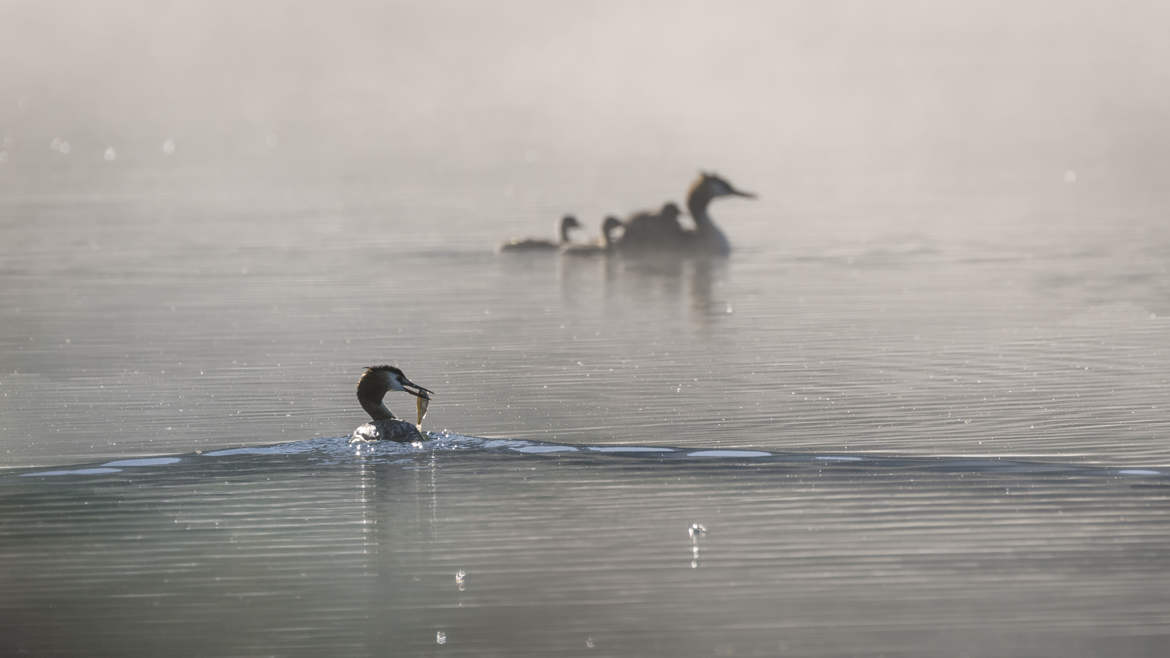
[[5, 5, 1170, 655], [3, 0, 1169, 212], [2, 0, 1170, 467]]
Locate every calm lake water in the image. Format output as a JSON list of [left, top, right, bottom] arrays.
[[2, 159, 1170, 656]]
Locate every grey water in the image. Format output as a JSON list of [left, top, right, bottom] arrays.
[[4, 161, 1170, 658], [5, 1, 1170, 656]]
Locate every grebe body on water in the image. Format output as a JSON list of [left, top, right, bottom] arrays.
[[615, 202, 684, 251], [350, 365, 434, 442], [500, 215, 581, 252], [614, 173, 755, 255], [561, 216, 624, 256]]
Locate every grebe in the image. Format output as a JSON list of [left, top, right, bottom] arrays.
[[561, 216, 624, 256], [681, 171, 755, 255], [500, 214, 581, 252], [615, 173, 755, 255], [350, 365, 434, 442], [615, 202, 685, 251]]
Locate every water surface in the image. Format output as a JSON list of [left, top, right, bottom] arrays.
[[4, 436, 1170, 657], [2, 161, 1170, 656]]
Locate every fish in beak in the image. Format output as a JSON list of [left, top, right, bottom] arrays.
[[401, 377, 433, 400], [397, 374, 433, 427]]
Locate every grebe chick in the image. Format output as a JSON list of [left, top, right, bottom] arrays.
[[561, 216, 624, 256], [500, 214, 581, 252], [350, 365, 435, 442], [613, 202, 685, 252]]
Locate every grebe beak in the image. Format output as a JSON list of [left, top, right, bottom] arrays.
[[730, 186, 757, 199], [401, 377, 434, 399]]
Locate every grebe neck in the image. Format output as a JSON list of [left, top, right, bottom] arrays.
[[686, 186, 715, 230], [360, 397, 395, 420]]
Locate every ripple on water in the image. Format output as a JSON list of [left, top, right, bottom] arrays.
[[512, 445, 578, 454], [588, 446, 676, 453], [102, 457, 182, 467], [20, 467, 123, 478], [9, 435, 1170, 482], [686, 450, 773, 458]]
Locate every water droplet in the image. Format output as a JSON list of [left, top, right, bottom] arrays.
[[435, 631, 447, 645]]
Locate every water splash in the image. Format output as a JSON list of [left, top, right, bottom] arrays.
[[9, 432, 1169, 481]]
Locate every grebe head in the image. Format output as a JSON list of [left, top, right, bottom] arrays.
[[356, 365, 433, 420], [660, 202, 682, 219], [559, 215, 582, 242], [695, 172, 756, 200], [600, 215, 624, 246]]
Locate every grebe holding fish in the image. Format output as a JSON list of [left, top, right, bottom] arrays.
[[350, 365, 434, 443]]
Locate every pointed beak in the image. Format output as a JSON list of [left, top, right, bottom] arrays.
[[401, 377, 434, 399], [730, 186, 757, 199]]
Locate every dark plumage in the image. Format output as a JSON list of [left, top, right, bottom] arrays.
[[350, 365, 434, 442], [613, 173, 755, 255], [616, 202, 685, 251]]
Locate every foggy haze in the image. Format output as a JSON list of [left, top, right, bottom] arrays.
[[5, 6, 1170, 655], [3, 0, 1169, 193]]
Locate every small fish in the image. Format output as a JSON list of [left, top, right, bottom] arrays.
[[416, 391, 430, 427]]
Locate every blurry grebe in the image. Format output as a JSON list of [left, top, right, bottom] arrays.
[[350, 365, 434, 442], [500, 215, 581, 252], [614, 202, 683, 251], [616, 173, 755, 255], [561, 216, 624, 256], [682, 172, 755, 254]]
